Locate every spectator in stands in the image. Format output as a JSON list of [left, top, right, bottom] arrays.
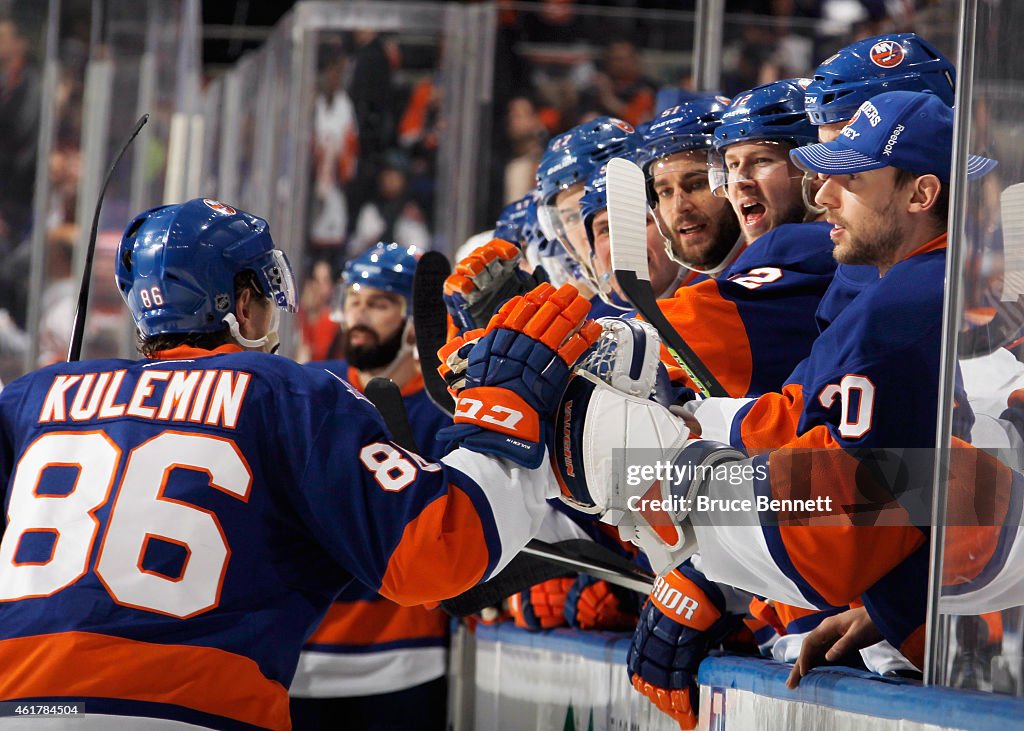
[[347, 30, 397, 234], [36, 224, 77, 366], [309, 48, 359, 266], [0, 17, 40, 255], [503, 94, 548, 203], [298, 259, 342, 364], [351, 152, 431, 253], [579, 40, 657, 127], [398, 70, 444, 228]]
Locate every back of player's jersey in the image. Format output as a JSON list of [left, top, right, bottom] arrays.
[[0, 351, 370, 728]]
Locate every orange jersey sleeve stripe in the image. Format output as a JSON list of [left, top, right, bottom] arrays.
[[380, 484, 490, 605], [0, 631, 289, 730], [307, 598, 447, 646], [657, 282, 753, 397], [942, 439, 1017, 588], [738, 383, 805, 450], [772, 601, 826, 629]]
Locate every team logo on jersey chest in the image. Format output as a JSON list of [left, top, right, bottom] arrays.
[[870, 40, 905, 68]]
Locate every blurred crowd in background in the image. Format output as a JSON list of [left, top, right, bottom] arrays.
[[0, 0, 964, 372]]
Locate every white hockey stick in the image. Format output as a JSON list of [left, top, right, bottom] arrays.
[[606, 157, 727, 397]]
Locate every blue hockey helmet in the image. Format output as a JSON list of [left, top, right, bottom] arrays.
[[804, 33, 955, 125], [342, 241, 422, 302], [115, 198, 297, 339], [537, 117, 639, 277], [635, 96, 732, 174], [536, 116, 639, 207], [713, 79, 818, 150], [494, 194, 534, 245]]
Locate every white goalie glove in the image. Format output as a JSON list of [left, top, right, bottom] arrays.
[[573, 317, 661, 396], [551, 316, 742, 573]]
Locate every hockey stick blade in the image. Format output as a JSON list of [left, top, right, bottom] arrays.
[[521, 539, 654, 593], [440, 538, 654, 616], [364, 377, 421, 453], [606, 157, 728, 397], [412, 251, 456, 416], [68, 113, 150, 362]]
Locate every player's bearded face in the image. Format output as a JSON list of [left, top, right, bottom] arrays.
[[344, 323, 406, 370], [816, 168, 907, 268], [650, 151, 740, 270], [722, 142, 806, 244], [342, 287, 407, 370]]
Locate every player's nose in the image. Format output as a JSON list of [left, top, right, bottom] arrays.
[[814, 176, 838, 209]]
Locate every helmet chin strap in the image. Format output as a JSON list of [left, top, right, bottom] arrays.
[[224, 308, 281, 353], [802, 172, 827, 219]]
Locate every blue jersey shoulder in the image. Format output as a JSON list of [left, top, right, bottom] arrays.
[[815, 263, 879, 331], [723, 222, 836, 279]]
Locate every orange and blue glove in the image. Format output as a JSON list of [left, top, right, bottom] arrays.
[[565, 574, 640, 631], [443, 239, 547, 336], [627, 565, 743, 730], [437, 282, 602, 468], [508, 577, 574, 631]]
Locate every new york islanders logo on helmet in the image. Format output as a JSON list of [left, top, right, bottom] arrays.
[[870, 40, 905, 68], [203, 199, 237, 216]]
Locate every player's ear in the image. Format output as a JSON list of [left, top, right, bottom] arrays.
[[906, 174, 942, 216], [235, 287, 267, 335], [235, 287, 255, 323]]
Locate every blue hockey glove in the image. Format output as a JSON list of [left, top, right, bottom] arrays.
[[438, 282, 602, 468], [627, 565, 743, 730]]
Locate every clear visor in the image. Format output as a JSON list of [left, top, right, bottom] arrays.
[[708, 144, 803, 198], [540, 188, 603, 293], [260, 250, 299, 313], [539, 200, 585, 255]]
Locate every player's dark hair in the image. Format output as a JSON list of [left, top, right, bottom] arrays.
[[137, 270, 266, 357], [894, 168, 949, 227]]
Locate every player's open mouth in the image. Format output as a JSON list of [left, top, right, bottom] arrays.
[[676, 223, 706, 237], [827, 219, 846, 238], [741, 202, 765, 226]]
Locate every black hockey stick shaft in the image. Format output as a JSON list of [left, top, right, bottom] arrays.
[[365, 377, 422, 453], [412, 251, 456, 416], [616, 272, 728, 397], [441, 539, 654, 616], [68, 113, 150, 362]]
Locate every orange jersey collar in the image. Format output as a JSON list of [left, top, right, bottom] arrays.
[[150, 344, 245, 361], [346, 366, 425, 397], [898, 232, 947, 264]]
